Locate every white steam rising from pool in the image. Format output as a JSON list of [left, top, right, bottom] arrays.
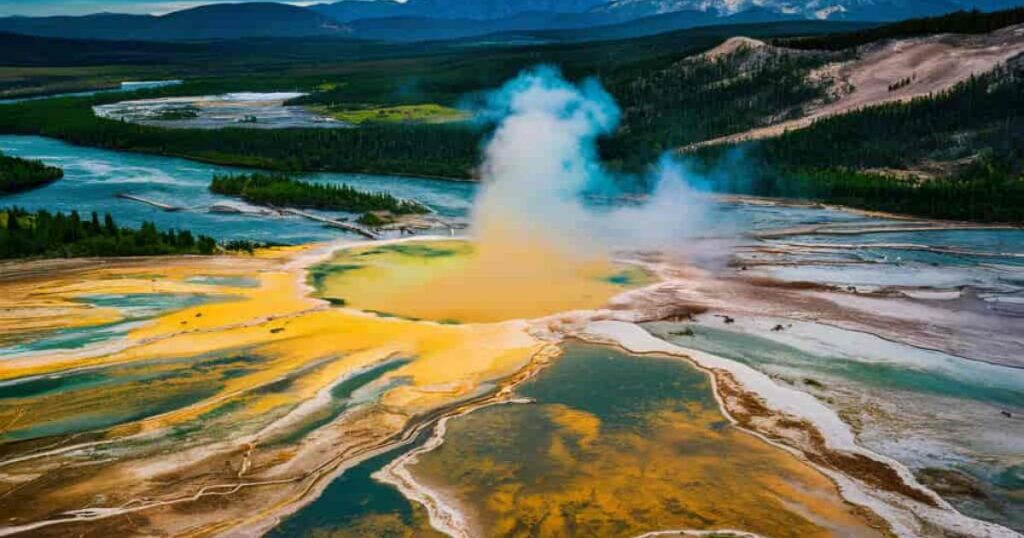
[[472, 66, 713, 256]]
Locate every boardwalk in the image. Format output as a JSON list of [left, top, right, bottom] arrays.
[[279, 208, 381, 239], [115, 193, 182, 212]]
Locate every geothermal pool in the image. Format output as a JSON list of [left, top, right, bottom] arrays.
[[0, 220, 1020, 536], [308, 240, 655, 323]]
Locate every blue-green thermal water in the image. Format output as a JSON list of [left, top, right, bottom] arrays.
[[0, 136, 904, 248], [0, 352, 263, 442], [2, 133, 1023, 531], [184, 275, 260, 288], [0, 293, 229, 355], [775, 229, 1024, 269], [644, 322, 1024, 531], [267, 360, 431, 538], [0, 81, 182, 104], [265, 359, 411, 447], [270, 344, 719, 537], [268, 430, 435, 538], [644, 324, 1024, 409]]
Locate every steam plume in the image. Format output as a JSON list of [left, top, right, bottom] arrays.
[[472, 66, 712, 257], [368, 67, 718, 322]]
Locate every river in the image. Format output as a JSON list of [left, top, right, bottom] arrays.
[[0, 135, 475, 243]]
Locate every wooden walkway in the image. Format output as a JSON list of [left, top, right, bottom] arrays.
[[279, 208, 381, 239], [115, 193, 182, 212]]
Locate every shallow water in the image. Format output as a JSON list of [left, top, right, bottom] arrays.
[[269, 427, 440, 538], [0, 135, 475, 243], [0, 293, 226, 355], [645, 322, 1024, 531], [0, 351, 257, 442], [93, 93, 348, 130], [407, 344, 880, 537]]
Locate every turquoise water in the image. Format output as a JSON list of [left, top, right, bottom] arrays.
[[0, 135, 917, 248], [776, 229, 1024, 268], [270, 344, 720, 537], [269, 425, 433, 537], [644, 324, 1024, 409], [644, 322, 1024, 531], [0, 88, 119, 104], [0, 352, 262, 441], [0, 293, 228, 355], [266, 359, 411, 446], [0, 81, 182, 104], [518, 343, 715, 422], [785, 229, 1024, 254], [0, 135, 475, 243]]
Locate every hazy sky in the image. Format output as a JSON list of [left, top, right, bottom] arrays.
[[0, 0, 320, 17]]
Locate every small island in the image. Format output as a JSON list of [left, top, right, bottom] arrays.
[[0, 152, 64, 194], [209, 172, 430, 216]]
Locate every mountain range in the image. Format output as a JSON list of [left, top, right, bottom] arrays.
[[0, 3, 347, 41], [312, 0, 610, 22], [0, 0, 1021, 43]]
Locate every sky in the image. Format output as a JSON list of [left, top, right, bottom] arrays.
[[0, 0, 321, 17]]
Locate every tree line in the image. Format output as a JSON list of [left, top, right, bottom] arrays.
[[711, 160, 1024, 222], [0, 207, 227, 259], [210, 173, 429, 214], [0, 97, 481, 179], [0, 152, 63, 194]]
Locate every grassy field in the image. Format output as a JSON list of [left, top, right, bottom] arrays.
[[316, 103, 470, 124]]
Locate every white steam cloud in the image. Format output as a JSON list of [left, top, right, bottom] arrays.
[[472, 66, 713, 258]]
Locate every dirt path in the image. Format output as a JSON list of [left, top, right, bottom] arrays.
[[680, 24, 1024, 151]]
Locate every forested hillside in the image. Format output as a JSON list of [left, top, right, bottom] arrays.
[[605, 41, 839, 168], [1, 14, 1022, 221], [698, 58, 1024, 221], [752, 63, 1023, 171]]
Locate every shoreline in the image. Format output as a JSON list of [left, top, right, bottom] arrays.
[[370, 345, 560, 538], [578, 320, 1019, 538]]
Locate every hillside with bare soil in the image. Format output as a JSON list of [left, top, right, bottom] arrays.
[[681, 24, 1024, 150]]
